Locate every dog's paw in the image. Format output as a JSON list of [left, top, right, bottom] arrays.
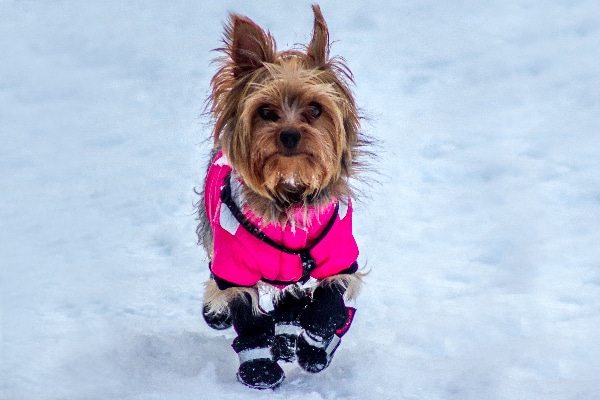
[[202, 304, 232, 330], [296, 330, 341, 373], [237, 359, 285, 390], [273, 333, 297, 362], [272, 321, 303, 362], [233, 335, 285, 389]]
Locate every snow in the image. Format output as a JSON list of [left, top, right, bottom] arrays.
[[2, 0, 600, 399]]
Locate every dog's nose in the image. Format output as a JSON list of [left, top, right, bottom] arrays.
[[280, 130, 301, 150]]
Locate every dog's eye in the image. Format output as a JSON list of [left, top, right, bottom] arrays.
[[258, 105, 280, 122], [309, 102, 322, 119]]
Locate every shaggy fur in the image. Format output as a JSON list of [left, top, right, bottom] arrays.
[[203, 271, 366, 317], [197, 5, 369, 316]]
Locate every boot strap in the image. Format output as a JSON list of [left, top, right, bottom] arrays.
[[274, 322, 303, 336], [300, 331, 341, 356], [237, 347, 273, 364]]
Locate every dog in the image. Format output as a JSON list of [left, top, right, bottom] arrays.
[[197, 5, 369, 389]]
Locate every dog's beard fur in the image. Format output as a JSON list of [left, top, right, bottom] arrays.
[[206, 5, 368, 224]]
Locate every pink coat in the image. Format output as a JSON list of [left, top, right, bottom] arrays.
[[205, 151, 359, 288]]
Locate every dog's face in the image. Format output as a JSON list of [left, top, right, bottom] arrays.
[[210, 6, 359, 212]]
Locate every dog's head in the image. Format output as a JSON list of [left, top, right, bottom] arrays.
[[209, 5, 360, 215]]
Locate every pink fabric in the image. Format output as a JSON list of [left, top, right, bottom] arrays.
[[205, 151, 359, 287]]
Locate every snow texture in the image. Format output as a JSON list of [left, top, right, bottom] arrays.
[[2, 1, 600, 399]]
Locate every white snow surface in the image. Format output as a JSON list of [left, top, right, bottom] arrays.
[[2, 1, 600, 399]]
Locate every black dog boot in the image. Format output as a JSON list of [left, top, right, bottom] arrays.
[[202, 304, 232, 330], [202, 274, 233, 330], [232, 335, 284, 390], [272, 321, 303, 362], [296, 283, 356, 373], [296, 330, 342, 373], [296, 307, 355, 373], [271, 292, 310, 362]]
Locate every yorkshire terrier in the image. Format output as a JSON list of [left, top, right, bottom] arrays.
[[197, 5, 369, 389]]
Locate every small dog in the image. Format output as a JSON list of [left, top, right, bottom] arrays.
[[197, 5, 369, 389]]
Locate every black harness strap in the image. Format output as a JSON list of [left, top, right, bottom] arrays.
[[220, 173, 339, 285]]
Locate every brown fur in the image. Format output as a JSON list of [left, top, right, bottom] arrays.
[[203, 272, 365, 317], [199, 5, 369, 314]]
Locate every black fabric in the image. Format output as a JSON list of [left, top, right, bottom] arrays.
[[299, 284, 348, 337], [272, 333, 297, 363], [236, 359, 285, 390], [296, 332, 340, 373], [202, 304, 232, 330], [340, 261, 359, 275], [232, 330, 285, 390], [272, 291, 311, 323], [230, 293, 275, 338], [271, 292, 310, 363], [212, 272, 249, 290], [232, 333, 274, 353]]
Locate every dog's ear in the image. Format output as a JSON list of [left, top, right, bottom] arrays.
[[225, 14, 275, 77], [307, 5, 330, 66]]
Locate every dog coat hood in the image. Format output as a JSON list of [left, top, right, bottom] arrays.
[[205, 151, 359, 288]]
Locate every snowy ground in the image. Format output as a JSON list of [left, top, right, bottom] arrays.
[[2, 1, 600, 399]]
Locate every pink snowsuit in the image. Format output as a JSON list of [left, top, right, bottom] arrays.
[[205, 151, 359, 288]]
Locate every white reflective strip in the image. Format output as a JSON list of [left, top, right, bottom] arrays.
[[230, 174, 244, 205], [219, 202, 239, 235], [325, 334, 341, 357], [258, 285, 277, 313], [238, 347, 273, 364], [214, 154, 229, 167], [275, 323, 303, 337], [338, 200, 349, 219], [300, 331, 325, 348], [298, 277, 319, 291], [301, 331, 341, 356]]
